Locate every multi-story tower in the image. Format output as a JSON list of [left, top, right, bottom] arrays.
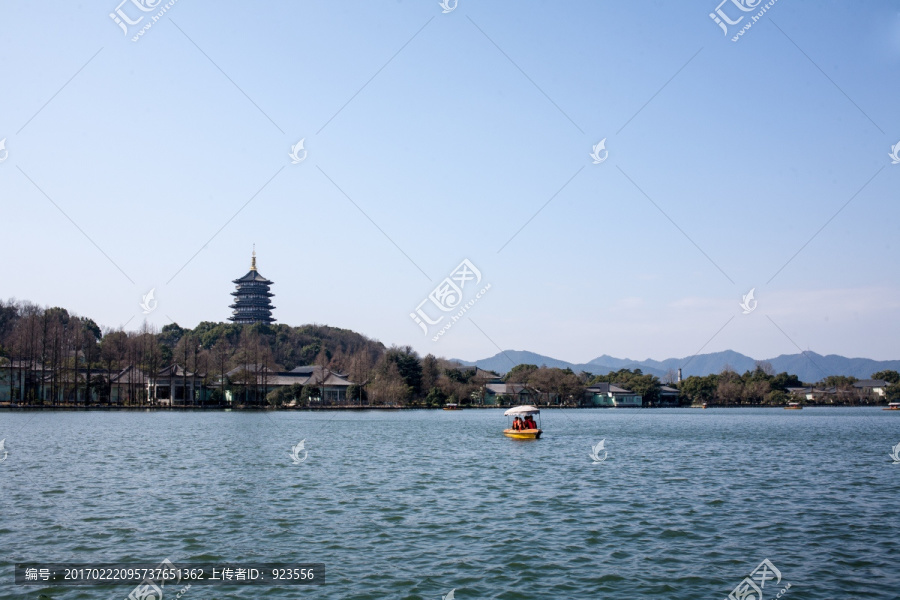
[[228, 249, 275, 324]]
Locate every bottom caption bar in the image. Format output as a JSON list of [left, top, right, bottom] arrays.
[[16, 563, 325, 586]]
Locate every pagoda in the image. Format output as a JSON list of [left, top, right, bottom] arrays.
[[228, 248, 276, 324]]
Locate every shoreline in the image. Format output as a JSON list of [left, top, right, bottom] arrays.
[[0, 404, 891, 411]]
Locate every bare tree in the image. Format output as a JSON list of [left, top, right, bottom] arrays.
[[101, 329, 127, 405], [755, 360, 775, 376], [175, 333, 197, 406], [663, 368, 678, 384], [369, 361, 408, 406], [347, 350, 373, 406], [315, 348, 330, 405], [139, 321, 162, 406], [211, 338, 232, 406]]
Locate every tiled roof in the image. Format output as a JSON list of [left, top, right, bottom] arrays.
[[485, 383, 529, 394], [853, 379, 889, 388], [224, 365, 354, 387], [157, 364, 203, 378], [110, 365, 147, 384], [290, 365, 349, 378], [585, 382, 635, 394]]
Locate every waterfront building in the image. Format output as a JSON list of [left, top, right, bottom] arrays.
[[852, 379, 890, 399], [584, 382, 643, 407], [109, 365, 147, 405], [220, 364, 355, 405], [150, 364, 206, 406], [483, 383, 533, 406], [787, 386, 837, 403], [658, 385, 681, 406], [452, 366, 503, 384]]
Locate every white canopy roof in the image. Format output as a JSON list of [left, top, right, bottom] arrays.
[[504, 405, 540, 416]]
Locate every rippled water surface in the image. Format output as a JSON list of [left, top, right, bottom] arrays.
[[1, 408, 898, 599]]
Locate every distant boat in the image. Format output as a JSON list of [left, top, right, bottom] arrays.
[[785, 402, 803, 410], [503, 405, 542, 439], [443, 403, 461, 411], [884, 403, 900, 411]]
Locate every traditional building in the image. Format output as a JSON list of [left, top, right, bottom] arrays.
[[220, 364, 355, 405], [229, 248, 276, 324], [149, 364, 206, 406], [584, 382, 642, 407], [787, 386, 836, 403], [852, 379, 890, 399], [657, 385, 681, 407], [483, 383, 533, 406]]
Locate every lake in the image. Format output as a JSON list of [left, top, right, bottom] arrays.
[[1, 408, 898, 599]]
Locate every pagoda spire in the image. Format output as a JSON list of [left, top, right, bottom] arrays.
[[251, 244, 257, 271]]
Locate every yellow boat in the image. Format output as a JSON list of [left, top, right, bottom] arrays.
[[884, 403, 900, 411], [443, 403, 462, 411], [785, 402, 803, 410], [503, 405, 542, 439]]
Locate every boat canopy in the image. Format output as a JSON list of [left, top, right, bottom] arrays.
[[504, 405, 540, 416]]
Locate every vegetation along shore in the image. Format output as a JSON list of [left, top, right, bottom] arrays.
[[1, 300, 897, 410]]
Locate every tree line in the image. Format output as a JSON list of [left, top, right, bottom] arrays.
[[0, 299, 384, 406], [1, 299, 896, 407], [677, 363, 900, 405]]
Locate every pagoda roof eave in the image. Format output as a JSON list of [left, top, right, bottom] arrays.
[[232, 270, 273, 284]]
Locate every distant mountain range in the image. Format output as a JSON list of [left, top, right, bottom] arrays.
[[451, 350, 900, 383]]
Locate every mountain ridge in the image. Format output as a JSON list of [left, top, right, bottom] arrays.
[[450, 350, 900, 383]]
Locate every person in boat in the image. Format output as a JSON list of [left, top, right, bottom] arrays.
[[524, 415, 537, 430], [513, 417, 524, 430]]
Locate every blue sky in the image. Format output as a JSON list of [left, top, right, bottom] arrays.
[[1, 0, 898, 364]]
